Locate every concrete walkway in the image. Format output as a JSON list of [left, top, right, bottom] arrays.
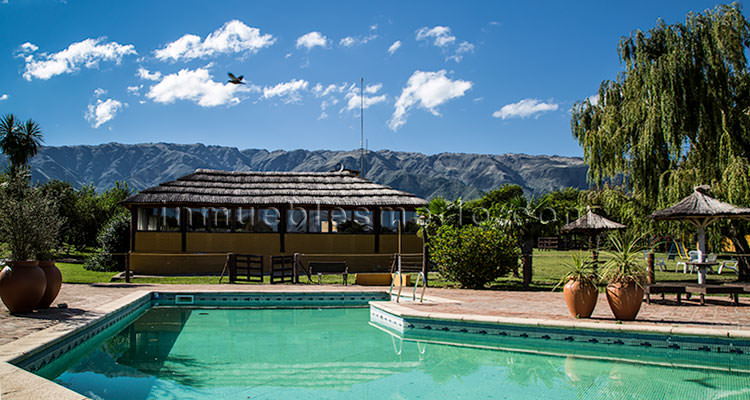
[[1, 283, 748, 347]]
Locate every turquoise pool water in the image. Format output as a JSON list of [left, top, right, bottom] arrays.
[[38, 307, 750, 400]]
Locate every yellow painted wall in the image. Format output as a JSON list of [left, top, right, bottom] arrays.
[[134, 232, 181, 253], [131, 231, 423, 275]]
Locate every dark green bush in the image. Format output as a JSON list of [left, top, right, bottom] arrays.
[[84, 212, 130, 271], [429, 222, 519, 289]]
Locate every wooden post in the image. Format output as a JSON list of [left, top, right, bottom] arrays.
[[180, 207, 187, 253], [125, 251, 131, 283], [374, 208, 381, 253], [646, 252, 655, 284], [227, 253, 236, 284], [279, 206, 287, 253]]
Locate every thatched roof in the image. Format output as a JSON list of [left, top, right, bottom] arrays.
[[123, 169, 428, 208], [561, 208, 625, 234], [650, 185, 750, 221]]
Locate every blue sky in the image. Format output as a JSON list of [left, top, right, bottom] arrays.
[[0, 0, 733, 156]]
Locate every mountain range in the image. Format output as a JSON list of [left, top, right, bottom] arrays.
[[3, 143, 589, 200]]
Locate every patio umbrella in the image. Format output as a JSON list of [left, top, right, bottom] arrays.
[[561, 207, 626, 264], [649, 185, 750, 261]]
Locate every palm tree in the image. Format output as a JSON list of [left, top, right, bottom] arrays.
[[0, 114, 44, 173]]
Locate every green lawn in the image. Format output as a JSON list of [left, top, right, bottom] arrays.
[[57, 249, 741, 289]]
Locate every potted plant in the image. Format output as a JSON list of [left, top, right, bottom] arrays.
[[602, 233, 647, 321], [0, 170, 62, 313], [0, 173, 47, 312], [555, 252, 598, 318]]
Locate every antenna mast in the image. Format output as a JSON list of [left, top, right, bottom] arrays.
[[360, 77, 364, 176]]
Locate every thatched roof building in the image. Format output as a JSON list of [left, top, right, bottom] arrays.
[[123, 169, 427, 208], [650, 185, 750, 221], [561, 207, 625, 233]]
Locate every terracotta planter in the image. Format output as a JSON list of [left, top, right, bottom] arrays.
[[605, 280, 644, 321], [563, 278, 598, 318], [0, 261, 47, 313], [37, 261, 62, 309]]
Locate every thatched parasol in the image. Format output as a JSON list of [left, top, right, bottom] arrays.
[[561, 207, 626, 264], [650, 185, 750, 266]]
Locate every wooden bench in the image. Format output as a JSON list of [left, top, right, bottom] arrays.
[[645, 283, 687, 304], [308, 261, 348, 285], [685, 284, 743, 305], [270, 255, 295, 284]]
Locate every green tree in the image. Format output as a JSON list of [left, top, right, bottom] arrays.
[[0, 114, 44, 173], [571, 3, 750, 279]]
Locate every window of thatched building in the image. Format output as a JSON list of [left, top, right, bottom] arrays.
[[256, 208, 280, 232], [331, 209, 373, 233], [287, 208, 307, 233], [162, 208, 180, 232], [209, 208, 231, 232], [137, 207, 160, 231], [235, 208, 255, 232], [188, 208, 208, 231], [309, 210, 329, 232], [381, 209, 402, 233]]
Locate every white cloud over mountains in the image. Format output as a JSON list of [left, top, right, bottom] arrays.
[[145, 67, 255, 107], [389, 70, 472, 131], [339, 34, 377, 48], [343, 83, 386, 112], [155, 20, 275, 61], [296, 31, 328, 50], [492, 98, 559, 119], [137, 67, 162, 81], [86, 89, 126, 128], [20, 38, 136, 80], [0, 94, 8, 101]]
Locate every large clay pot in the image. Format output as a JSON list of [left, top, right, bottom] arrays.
[[605, 280, 644, 321], [0, 261, 47, 313], [563, 278, 598, 318], [37, 261, 62, 309]]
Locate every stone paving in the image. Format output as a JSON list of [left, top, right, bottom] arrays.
[[1, 282, 749, 346]]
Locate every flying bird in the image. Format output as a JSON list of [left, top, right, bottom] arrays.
[[227, 72, 245, 85]]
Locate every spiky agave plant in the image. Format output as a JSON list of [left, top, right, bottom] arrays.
[[553, 252, 598, 292], [602, 232, 647, 287]]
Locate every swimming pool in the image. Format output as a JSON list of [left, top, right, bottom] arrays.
[[33, 303, 750, 400]]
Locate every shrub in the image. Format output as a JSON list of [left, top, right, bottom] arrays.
[[429, 222, 519, 289], [84, 212, 130, 271]]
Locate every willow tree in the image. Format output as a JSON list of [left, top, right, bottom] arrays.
[[571, 3, 750, 279]]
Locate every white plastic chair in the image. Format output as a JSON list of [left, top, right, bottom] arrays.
[[677, 251, 701, 273], [719, 258, 739, 274]]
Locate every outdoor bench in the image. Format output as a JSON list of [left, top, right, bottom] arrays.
[[308, 261, 348, 285], [645, 283, 687, 304], [685, 284, 743, 305]]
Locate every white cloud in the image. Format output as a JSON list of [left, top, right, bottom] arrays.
[[587, 94, 600, 106], [86, 98, 125, 128], [127, 85, 142, 95], [370, 24, 378, 31], [155, 20, 275, 61], [19, 42, 38, 53], [389, 70, 472, 131], [492, 98, 559, 119], [93, 88, 107, 97], [387, 40, 402, 55], [263, 79, 309, 103], [312, 82, 348, 97], [296, 31, 328, 50], [416, 26, 455, 47], [338, 34, 377, 48], [0, 94, 8, 101], [339, 37, 356, 47], [137, 67, 162, 81], [343, 82, 386, 112], [146, 67, 255, 107], [21, 38, 136, 81], [447, 41, 475, 62]]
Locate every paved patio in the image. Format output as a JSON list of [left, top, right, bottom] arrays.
[[2, 282, 748, 347]]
